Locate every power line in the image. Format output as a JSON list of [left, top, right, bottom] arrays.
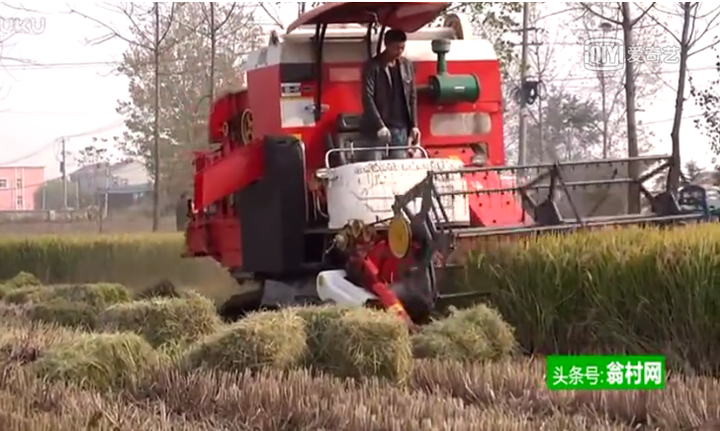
[[546, 64, 719, 83], [2, 55, 718, 84], [0, 121, 123, 166], [640, 113, 705, 126]]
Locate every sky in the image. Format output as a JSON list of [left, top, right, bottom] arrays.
[[0, 1, 717, 184]]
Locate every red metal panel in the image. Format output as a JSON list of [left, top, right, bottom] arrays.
[[465, 170, 530, 227], [286, 2, 451, 34], [194, 143, 264, 210], [246, 66, 282, 138], [413, 58, 504, 166], [208, 90, 247, 144]]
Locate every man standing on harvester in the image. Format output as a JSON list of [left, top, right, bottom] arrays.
[[359, 29, 420, 160]]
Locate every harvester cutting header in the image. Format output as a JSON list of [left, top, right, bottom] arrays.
[[184, 2, 704, 325]]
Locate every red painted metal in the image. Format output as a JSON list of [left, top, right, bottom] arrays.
[[350, 253, 411, 323], [208, 90, 247, 144], [193, 143, 263, 211], [185, 1, 520, 302], [286, 2, 452, 34]]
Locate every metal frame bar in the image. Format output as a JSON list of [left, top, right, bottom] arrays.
[[324, 145, 428, 168], [391, 155, 704, 254]]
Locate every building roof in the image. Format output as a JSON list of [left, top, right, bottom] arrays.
[[70, 159, 138, 177], [97, 183, 152, 194], [0, 164, 45, 169]]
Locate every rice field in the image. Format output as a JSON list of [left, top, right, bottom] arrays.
[[2, 225, 720, 429]]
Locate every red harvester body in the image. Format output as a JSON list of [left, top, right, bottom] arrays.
[[183, 3, 695, 325]]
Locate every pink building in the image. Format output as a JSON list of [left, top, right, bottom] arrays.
[[0, 166, 45, 211]]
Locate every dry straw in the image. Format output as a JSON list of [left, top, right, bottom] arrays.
[[99, 294, 221, 348], [322, 308, 414, 383], [183, 309, 308, 373], [26, 298, 100, 330], [293, 305, 351, 367], [3, 283, 130, 308], [32, 332, 162, 392], [412, 303, 516, 361], [0, 271, 41, 300], [3, 271, 41, 288]]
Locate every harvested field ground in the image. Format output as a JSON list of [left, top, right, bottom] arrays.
[[0, 277, 717, 430], [1, 320, 719, 430]]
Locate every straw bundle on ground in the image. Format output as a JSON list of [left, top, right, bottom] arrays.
[[26, 298, 100, 330], [2, 285, 44, 304], [412, 303, 516, 362], [293, 305, 351, 367], [4, 271, 41, 288], [322, 308, 413, 382], [134, 279, 196, 300], [183, 309, 307, 373], [99, 295, 221, 348], [32, 332, 162, 392], [0, 284, 11, 299], [3, 283, 130, 308]]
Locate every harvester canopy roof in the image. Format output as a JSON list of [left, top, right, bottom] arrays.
[[286, 2, 452, 34]]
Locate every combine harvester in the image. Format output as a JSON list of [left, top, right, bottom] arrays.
[[183, 2, 707, 325]]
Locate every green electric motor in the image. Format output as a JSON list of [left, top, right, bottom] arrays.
[[427, 39, 481, 104]]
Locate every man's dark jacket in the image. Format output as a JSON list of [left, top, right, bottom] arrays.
[[359, 55, 417, 137]]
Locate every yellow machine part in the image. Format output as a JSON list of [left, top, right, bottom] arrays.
[[388, 215, 411, 259]]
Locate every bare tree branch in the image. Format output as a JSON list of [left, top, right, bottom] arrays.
[[157, 3, 176, 46], [69, 3, 153, 49], [580, 3, 621, 25], [215, 3, 238, 30], [630, 2, 656, 26], [645, 12, 681, 44]]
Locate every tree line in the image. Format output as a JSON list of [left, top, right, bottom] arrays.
[[65, 2, 720, 227]]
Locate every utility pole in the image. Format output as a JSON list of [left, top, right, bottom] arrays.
[[517, 2, 530, 179], [60, 137, 67, 209], [152, 2, 161, 232]]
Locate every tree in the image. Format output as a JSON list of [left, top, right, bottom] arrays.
[[113, 4, 261, 204], [579, 2, 656, 213], [682, 159, 703, 184], [501, 3, 574, 164], [650, 3, 720, 191], [446, 2, 523, 76], [692, 60, 720, 161], [75, 143, 112, 167], [200, 3, 244, 112], [526, 86, 603, 161], [71, 2, 180, 231]]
